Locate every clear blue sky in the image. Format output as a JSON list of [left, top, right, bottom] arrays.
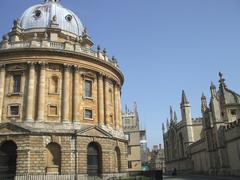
[[1, 0, 240, 148]]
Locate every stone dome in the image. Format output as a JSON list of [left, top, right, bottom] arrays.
[[20, 0, 84, 36]]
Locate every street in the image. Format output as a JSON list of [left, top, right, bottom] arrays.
[[163, 175, 239, 180]]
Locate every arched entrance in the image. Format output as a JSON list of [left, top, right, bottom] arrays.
[[87, 142, 102, 176], [114, 147, 121, 172], [0, 141, 17, 175], [46, 142, 61, 174]]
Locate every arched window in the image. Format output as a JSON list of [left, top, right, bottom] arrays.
[[179, 133, 184, 158], [0, 141, 17, 175], [87, 142, 102, 177], [170, 130, 177, 160], [114, 147, 121, 173], [46, 142, 61, 174]]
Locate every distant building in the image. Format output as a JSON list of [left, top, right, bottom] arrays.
[[150, 144, 165, 172], [123, 103, 147, 171], [163, 73, 240, 176]]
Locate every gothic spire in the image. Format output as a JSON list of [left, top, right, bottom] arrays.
[[166, 118, 169, 130], [174, 111, 177, 123], [162, 123, 165, 133], [201, 93, 207, 113], [210, 81, 216, 90], [181, 90, 189, 105], [210, 81, 217, 98], [170, 106, 173, 121], [134, 102, 140, 127], [125, 104, 128, 113]]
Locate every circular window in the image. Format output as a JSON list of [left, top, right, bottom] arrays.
[[65, 14, 73, 22], [34, 10, 42, 19]]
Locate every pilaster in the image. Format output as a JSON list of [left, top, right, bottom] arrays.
[[117, 86, 123, 129], [26, 62, 36, 122], [36, 62, 46, 122], [62, 64, 71, 123], [104, 77, 110, 126], [73, 65, 80, 124], [114, 83, 119, 129], [98, 73, 105, 126], [0, 64, 6, 123]]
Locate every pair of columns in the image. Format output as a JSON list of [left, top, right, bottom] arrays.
[[98, 74, 122, 129], [0, 62, 122, 128], [26, 62, 46, 122], [0, 62, 46, 123], [26, 63, 80, 123]]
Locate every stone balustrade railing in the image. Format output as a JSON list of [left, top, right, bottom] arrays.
[[0, 40, 119, 68]]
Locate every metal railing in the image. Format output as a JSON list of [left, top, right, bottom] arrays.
[[0, 175, 84, 180]]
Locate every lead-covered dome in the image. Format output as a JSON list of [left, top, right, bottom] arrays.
[[20, 0, 84, 36]]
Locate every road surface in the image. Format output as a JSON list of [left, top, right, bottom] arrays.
[[163, 175, 239, 180]]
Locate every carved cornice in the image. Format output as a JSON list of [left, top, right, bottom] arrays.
[[0, 64, 5, 69], [73, 64, 80, 72], [27, 61, 37, 69], [38, 61, 48, 71], [7, 64, 26, 72], [81, 71, 97, 80], [63, 63, 72, 71]]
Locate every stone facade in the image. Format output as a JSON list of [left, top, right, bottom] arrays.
[[0, 0, 128, 179], [122, 103, 147, 171], [149, 145, 165, 172], [163, 73, 240, 176]]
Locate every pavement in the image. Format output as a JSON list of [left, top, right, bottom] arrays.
[[163, 175, 240, 180]]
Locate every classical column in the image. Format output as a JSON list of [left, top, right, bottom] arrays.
[[26, 62, 36, 122], [114, 83, 119, 129], [63, 64, 70, 123], [118, 85, 123, 129], [0, 64, 6, 123], [104, 77, 110, 126], [36, 62, 46, 122], [73, 65, 80, 124], [98, 73, 105, 126]]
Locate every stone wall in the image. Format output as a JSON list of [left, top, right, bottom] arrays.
[[225, 120, 240, 176], [0, 133, 128, 179]]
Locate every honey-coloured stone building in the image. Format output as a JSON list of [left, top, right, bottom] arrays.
[[0, 0, 127, 179]]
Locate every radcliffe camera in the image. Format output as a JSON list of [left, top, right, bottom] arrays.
[[0, 0, 239, 180]]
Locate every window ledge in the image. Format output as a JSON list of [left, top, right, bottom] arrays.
[[84, 118, 93, 121], [48, 92, 60, 95], [83, 96, 94, 101], [7, 92, 23, 96], [7, 115, 20, 118], [47, 115, 59, 117]]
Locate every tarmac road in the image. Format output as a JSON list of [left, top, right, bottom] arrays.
[[163, 175, 239, 180]]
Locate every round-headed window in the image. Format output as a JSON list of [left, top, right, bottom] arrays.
[[65, 14, 73, 22], [34, 10, 42, 19]]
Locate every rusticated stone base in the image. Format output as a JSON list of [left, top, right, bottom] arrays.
[[0, 173, 128, 180]]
